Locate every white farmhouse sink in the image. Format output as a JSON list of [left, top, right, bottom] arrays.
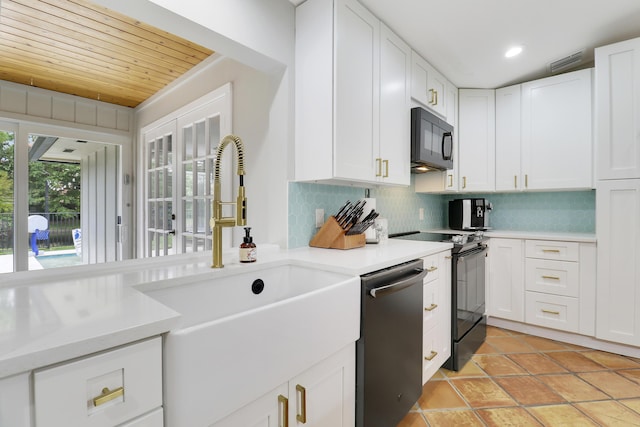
[[142, 262, 360, 426]]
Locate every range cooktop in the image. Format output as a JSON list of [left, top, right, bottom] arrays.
[[389, 231, 488, 253]]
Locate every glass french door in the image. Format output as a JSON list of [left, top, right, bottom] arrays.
[[145, 122, 176, 257], [143, 85, 232, 257]]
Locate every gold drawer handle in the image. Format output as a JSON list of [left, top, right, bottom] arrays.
[[376, 158, 382, 177], [279, 394, 289, 427], [296, 384, 307, 423], [424, 350, 438, 361], [425, 303, 438, 312], [448, 174, 453, 187], [541, 309, 560, 315], [427, 266, 438, 272], [445, 255, 452, 259], [542, 275, 560, 280], [383, 159, 389, 178], [542, 249, 561, 253], [93, 386, 124, 407]]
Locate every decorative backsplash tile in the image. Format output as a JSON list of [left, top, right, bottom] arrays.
[[443, 191, 596, 233], [288, 179, 595, 248]]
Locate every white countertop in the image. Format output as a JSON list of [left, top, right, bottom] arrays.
[[0, 239, 452, 378]]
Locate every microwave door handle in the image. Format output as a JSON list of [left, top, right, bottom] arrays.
[[442, 132, 453, 160], [369, 269, 428, 298]]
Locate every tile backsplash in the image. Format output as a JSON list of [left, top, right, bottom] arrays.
[[288, 178, 595, 248]]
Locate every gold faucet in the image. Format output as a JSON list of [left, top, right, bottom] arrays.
[[210, 134, 247, 268]]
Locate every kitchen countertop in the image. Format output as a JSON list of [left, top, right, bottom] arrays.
[[0, 239, 452, 379]]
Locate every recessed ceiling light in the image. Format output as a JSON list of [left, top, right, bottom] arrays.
[[505, 46, 523, 58]]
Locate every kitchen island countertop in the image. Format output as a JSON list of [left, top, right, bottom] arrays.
[[0, 239, 452, 379]]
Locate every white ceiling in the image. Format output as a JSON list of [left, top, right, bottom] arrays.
[[291, 0, 640, 88]]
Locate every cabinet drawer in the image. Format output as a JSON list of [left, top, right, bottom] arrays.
[[525, 259, 579, 297], [34, 337, 162, 427], [422, 254, 440, 283], [525, 240, 579, 261], [422, 326, 450, 384], [525, 291, 579, 333], [423, 280, 441, 332]]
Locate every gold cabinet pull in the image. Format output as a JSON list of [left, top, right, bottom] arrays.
[[445, 255, 452, 259], [383, 159, 389, 178], [425, 303, 438, 312], [427, 266, 438, 272], [434, 90, 438, 105], [514, 175, 517, 188], [448, 174, 453, 187], [462, 176, 467, 189], [525, 174, 529, 188], [376, 158, 382, 177], [542, 249, 561, 253], [93, 386, 124, 407], [428, 88, 435, 104], [424, 350, 438, 361], [278, 394, 289, 427], [542, 275, 560, 280], [541, 309, 560, 315], [296, 384, 307, 423]]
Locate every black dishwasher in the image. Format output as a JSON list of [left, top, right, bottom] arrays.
[[356, 259, 427, 427]]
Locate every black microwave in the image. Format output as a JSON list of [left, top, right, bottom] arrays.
[[411, 107, 453, 171]]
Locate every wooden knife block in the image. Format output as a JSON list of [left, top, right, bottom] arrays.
[[309, 216, 366, 249]]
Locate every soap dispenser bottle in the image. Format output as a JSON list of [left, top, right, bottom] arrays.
[[239, 227, 257, 263]]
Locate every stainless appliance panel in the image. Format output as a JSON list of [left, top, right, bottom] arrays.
[[357, 259, 426, 427]]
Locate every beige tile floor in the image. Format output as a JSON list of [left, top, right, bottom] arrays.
[[398, 326, 640, 426]]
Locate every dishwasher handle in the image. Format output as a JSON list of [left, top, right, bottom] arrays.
[[369, 268, 427, 298]]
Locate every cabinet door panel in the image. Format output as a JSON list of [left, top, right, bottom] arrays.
[[488, 238, 524, 321], [290, 345, 355, 427], [379, 23, 410, 185], [213, 383, 287, 427], [521, 69, 593, 190], [596, 38, 640, 180], [495, 85, 522, 191], [458, 89, 495, 191], [334, 0, 379, 182], [596, 180, 640, 345]]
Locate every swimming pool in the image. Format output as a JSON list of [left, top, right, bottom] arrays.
[[36, 253, 83, 269]]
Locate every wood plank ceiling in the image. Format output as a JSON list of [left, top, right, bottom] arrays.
[[0, 0, 214, 108]]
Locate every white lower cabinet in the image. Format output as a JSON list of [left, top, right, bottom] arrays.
[[422, 251, 451, 383], [213, 344, 355, 427], [596, 179, 640, 345], [487, 238, 524, 322], [33, 337, 163, 427], [488, 238, 596, 336], [0, 372, 31, 427]]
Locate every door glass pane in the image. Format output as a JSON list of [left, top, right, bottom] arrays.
[[196, 121, 206, 158], [196, 160, 205, 196], [208, 115, 220, 155], [166, 135, 173, 166], [157, 137, 165, 167], [195, 199, 206, 233], [184, 200, 193, 233], [183, 126, 193, 161], [0, 130, 14, 274], [149, 139, 156, 169]]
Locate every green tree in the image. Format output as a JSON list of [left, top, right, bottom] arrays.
[[0, 131, 14, 213], [29, 161, 81, 214]]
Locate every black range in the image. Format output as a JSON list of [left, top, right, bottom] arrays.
[[390, 230, 488, 372]]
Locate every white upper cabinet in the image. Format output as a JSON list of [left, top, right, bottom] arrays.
[[458, 89, 495, 192], [411, 51, 447, 118], [495, 85, 522, 191], [379, 23, 411, 185], [595, 37, 640, 180], [295, 0, 409, 186], [520, 69, 593, 190]]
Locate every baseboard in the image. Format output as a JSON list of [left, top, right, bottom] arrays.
[[487, 317, 640, 359]]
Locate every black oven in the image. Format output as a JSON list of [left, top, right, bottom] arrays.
[[390, 231, 487, 371]]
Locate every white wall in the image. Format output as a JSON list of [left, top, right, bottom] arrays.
[[123, 0, 296, 248]]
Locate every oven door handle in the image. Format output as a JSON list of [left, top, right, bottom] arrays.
[[369, 269, 427, 298], [457, 245, 488, 262]]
